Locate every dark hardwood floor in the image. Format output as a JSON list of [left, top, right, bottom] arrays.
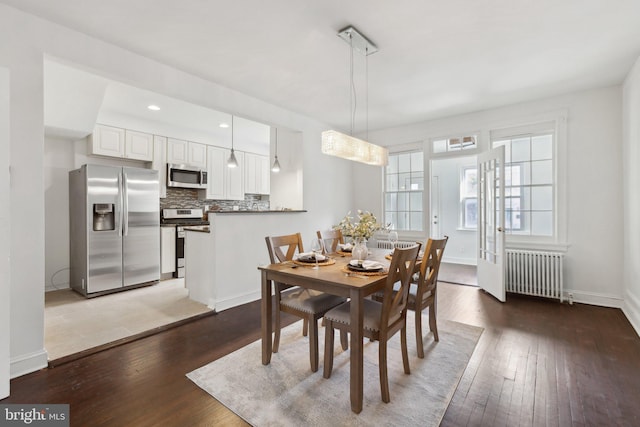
[[3, 283, 640, 426]]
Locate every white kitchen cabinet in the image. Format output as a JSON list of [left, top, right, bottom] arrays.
[[125, 130, 154, 161], [152, 135, 167, 198], [244, 153, 270, 195], [89, 125, 153, 161], [89, 124, 125, 158], [160, 226, 176, 275], [167, 138, 207, 168], [206, 146, 244, 201]]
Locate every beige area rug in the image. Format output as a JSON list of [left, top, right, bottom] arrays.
[[187, 312, 482, 426], [45, 279, 211, 360]]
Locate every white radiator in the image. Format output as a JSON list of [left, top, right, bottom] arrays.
[[376, 240, 418, 250], [505, 249, 564, 302]]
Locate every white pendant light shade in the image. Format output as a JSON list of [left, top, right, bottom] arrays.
[[227, 148, 238, 168], [271, 156, 281, 172], [321, 130, 388, 166], [228, 115, 238, 168]]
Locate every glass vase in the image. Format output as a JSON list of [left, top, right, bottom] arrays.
[[351, 237, 368, 261]]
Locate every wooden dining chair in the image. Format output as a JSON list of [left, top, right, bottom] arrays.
[[322, 244, 421, 403], [265, 233, 347, 372], [316, 229, 344, 254], [373, 236, 448, 358]]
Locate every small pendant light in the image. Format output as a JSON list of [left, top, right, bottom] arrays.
[[227, 115, 238, 168], [271, 128, 281, 173]]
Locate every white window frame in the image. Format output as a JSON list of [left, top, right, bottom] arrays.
[[383, 148, 425, 236], [488, 111, 568, 250]]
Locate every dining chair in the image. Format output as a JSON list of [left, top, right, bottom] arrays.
[[322, 244, 421, 403], [265, 233, 347, 372], [373, 236, 448, 358], [316, 229, 344, 254]]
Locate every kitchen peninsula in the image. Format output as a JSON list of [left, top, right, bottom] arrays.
[[184, 210, 307, 311]]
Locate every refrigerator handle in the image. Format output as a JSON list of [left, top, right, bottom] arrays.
[[118, 172, 124, 237], [123, 172, 129, 236]]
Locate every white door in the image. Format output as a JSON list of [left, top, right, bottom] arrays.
[[477, 146, 506, 302], [430, 175, 441, 238]]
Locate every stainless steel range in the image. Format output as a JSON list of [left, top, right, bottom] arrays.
[[161, 208, 209, 278]]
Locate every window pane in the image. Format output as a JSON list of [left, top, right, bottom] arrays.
[[398, 172, 411, 190], [531, 186, 553, 211], [531, 134, 552, 160], [386, 174, 398, 191], [464, 198, 478, 228], [410, 192, 422, 211], [511, 137, 530, 162], [433, 139, 447, 153], [463, 168, 477, 196], [532, 211, 553, 236], [385, 212, 397, 228], [397, 212, 409, 230], [531, 160, 552, 185], [386, 155, 398, 174], [411, 151, 423, 172], [410, 172, 424, 190], [397, 193, 409, 211], [385, 193, 397, 211], [410, 212, 423, 231], [398, 153, 411, 173]]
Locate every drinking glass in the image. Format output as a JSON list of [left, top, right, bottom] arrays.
[[389, 230, 399, 251], [310, 238, 324, 270]]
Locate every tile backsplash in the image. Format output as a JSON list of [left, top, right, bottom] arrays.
[[160, 188, 270, 211]]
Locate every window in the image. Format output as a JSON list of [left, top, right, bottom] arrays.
[[492, 128, 554, 237], [460, 167, 478, 229], [384, 151, 424, 231], [432, 135, 477, 154]]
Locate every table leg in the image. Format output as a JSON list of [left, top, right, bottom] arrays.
[[261, 270, 273, 365], [349, 288, 364, 413]]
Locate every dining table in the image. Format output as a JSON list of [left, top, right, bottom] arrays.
[[258, 248, 391, 414]]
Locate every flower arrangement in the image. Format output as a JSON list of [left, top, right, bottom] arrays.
[[334, 210, 386, 240]]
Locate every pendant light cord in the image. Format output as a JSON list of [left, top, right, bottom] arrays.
[[350, 33, 357, 136]]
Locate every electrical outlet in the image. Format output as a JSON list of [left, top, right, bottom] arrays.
[[568, 292, 574, 305]]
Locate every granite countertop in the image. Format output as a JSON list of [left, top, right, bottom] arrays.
[[208, 209, 307, 214]]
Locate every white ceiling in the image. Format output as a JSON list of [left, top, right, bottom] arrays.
[[8, 0, 640, 131]]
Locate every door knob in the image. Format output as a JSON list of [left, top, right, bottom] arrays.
[[497, 227, 504, 232]]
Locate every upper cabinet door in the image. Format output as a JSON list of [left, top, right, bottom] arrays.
[[125, 130, 154, 161], [244, 153, 258, 194], [188, 142, 207, 169], [227, 150, 245, 200], [166, 138, 189, 164], [90, 125, 125, 157], [259, 155, 270, 195], [206, 146, 226, 200]]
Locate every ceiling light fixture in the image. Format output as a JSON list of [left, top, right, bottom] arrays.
[[321, 26, 388, 167], [219, 123, 229, 128], [147, 104, 160, 111], [227, 115, 238, 168], [271, 128, 281, 173]]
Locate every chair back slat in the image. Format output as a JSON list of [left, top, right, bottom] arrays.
[[417, 236, 448, 297], [265, 233, 304, 263], [316, 229, 344, 254], [380, 244, 421, 332]]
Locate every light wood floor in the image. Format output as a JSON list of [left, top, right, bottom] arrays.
[[45, 279, 212, 361], [6, 282, 640, 426]]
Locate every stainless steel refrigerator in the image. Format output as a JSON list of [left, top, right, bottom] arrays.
[[69, 164, 160, 297]]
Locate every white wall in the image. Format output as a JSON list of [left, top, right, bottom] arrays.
[[356, 86, 625, 307], [1, 67, 11, 398], [622, 56, 640, 334], [1, 4, 354, 379]]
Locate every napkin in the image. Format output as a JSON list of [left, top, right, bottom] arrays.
[[297, 252, 326, 261], [349, 260, 384, 270], [338, 243, 353, 251]]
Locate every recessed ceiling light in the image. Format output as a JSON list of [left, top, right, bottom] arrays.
[[147, 105, 161, 111], [219, 123, 229, 128]]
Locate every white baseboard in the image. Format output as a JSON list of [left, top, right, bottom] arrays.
[[622, 291, 640, 337], [442, 256, 476, 266], [215, 290, 261, 312], [563, 288, 623, 308], [10, 349, 48, 379]]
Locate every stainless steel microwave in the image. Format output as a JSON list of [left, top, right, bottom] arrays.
[[167, 164, 208, 189]]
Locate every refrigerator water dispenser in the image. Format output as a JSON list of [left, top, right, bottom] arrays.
[[93, 203, 115, 231]]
